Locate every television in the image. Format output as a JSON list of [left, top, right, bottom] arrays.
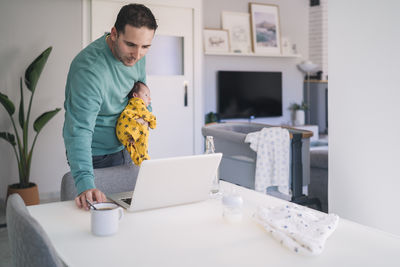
[[217, 71, 282, 119]]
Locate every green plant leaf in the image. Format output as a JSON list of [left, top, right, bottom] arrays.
[[300, 101, 309, 111], [24, 46, 52, 93], [18, 78, 25, 129], [0, 92, 15, 115], [33, 108, 61, 133], [288, 103, 300, 111], [0, 132, 16, 146]]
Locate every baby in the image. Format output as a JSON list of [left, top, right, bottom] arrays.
[[116, 81, 156, 166]]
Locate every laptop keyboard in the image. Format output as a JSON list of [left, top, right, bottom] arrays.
[[121, 198, 132, 205]]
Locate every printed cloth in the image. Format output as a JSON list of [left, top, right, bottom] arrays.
[[255, 203, 339, 255], [116, 97, 156, 165], [245, 127, 290, 195]]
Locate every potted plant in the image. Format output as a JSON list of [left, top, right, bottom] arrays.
[[288, 101, 308, 126], [0, 47, 61, 205], [205, 111, 220, 124]]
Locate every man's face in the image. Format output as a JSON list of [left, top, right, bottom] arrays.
[[134, 85, 151, 107], [110, 25, 154, 67]]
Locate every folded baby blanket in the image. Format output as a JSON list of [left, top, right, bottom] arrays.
[[255, 203, 339, 255]]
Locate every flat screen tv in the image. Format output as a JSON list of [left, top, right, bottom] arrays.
[[217, 71, 282, 119]]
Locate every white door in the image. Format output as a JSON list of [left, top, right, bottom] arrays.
[[91, 1, 195, 158], [145, 5, 194, 158]]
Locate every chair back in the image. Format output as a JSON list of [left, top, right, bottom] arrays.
[[61, 162, 139, 201], [6, 193, 64, 267]]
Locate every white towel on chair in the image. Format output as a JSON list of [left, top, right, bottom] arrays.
[[255, 203, 339, 255], [245, 127, 290, 195]]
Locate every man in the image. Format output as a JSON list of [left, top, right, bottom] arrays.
[[63, 4, 157, 210]]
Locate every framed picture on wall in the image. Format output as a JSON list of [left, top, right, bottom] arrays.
[[203, 28, 230, 53], [249, 3, 282, 55], [221, 11, 252, 53]]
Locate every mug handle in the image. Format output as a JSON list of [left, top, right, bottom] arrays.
[[118, 207, 124, 221]]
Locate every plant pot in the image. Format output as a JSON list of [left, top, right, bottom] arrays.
[[295, 110, 305, 126], [7, 183, 40, 206]]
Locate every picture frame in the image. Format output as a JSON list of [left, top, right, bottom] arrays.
[[203, 28, 230, 53], [249, 3, 282, 55], [221, 11, 252, 53]]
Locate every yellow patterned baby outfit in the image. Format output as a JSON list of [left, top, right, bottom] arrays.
[[116, 97, 156, 165]]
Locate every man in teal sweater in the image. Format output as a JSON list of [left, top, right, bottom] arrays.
[[63, 4, 157, 210]]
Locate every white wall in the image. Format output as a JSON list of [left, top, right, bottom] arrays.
[[203, 0, 308, 124], [329, 0, 400, 236], [0, 0, 82, 200], [309, 0, 328, 79]]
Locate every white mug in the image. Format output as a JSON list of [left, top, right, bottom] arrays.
[[90, 202, 124, 236]]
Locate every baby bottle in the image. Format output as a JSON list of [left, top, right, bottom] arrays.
[[222, 191, 243, 223], [205, 136, 220, 195]]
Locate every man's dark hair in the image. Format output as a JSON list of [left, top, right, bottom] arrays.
[[114, 4, 158, 33], [128, 81, 147, 99]]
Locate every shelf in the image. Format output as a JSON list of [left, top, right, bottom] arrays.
[[308, 79, 328, 83], [204, 51, 302, 58]]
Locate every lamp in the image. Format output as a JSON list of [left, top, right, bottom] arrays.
[[297, 60, 319, 124]]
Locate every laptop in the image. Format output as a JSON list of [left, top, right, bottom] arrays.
[[107, 153, 222, 212]]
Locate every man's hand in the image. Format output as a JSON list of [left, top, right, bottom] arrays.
[[75, 188, 107, 210], [136, 118, 149, 128]]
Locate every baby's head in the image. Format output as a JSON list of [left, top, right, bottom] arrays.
[[128, 81, 151, 107]]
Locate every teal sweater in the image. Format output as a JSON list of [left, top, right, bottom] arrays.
[[63, 34, 146, 195]]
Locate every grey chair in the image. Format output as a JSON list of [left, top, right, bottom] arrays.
[[61, 162, 139, 201], [6, 193, 65, 267]]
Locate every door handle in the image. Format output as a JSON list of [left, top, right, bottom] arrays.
[[184, 81, 188, 107]]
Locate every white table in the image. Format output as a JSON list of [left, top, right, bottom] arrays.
[[28, 182, 400, 267]]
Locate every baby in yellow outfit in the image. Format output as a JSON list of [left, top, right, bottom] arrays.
[[116, 81, 156, 165]]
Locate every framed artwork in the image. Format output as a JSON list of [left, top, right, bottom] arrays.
[[221, 11, 252, 53], [203, 28, 230, 53], [249, 3, 282, 55]]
